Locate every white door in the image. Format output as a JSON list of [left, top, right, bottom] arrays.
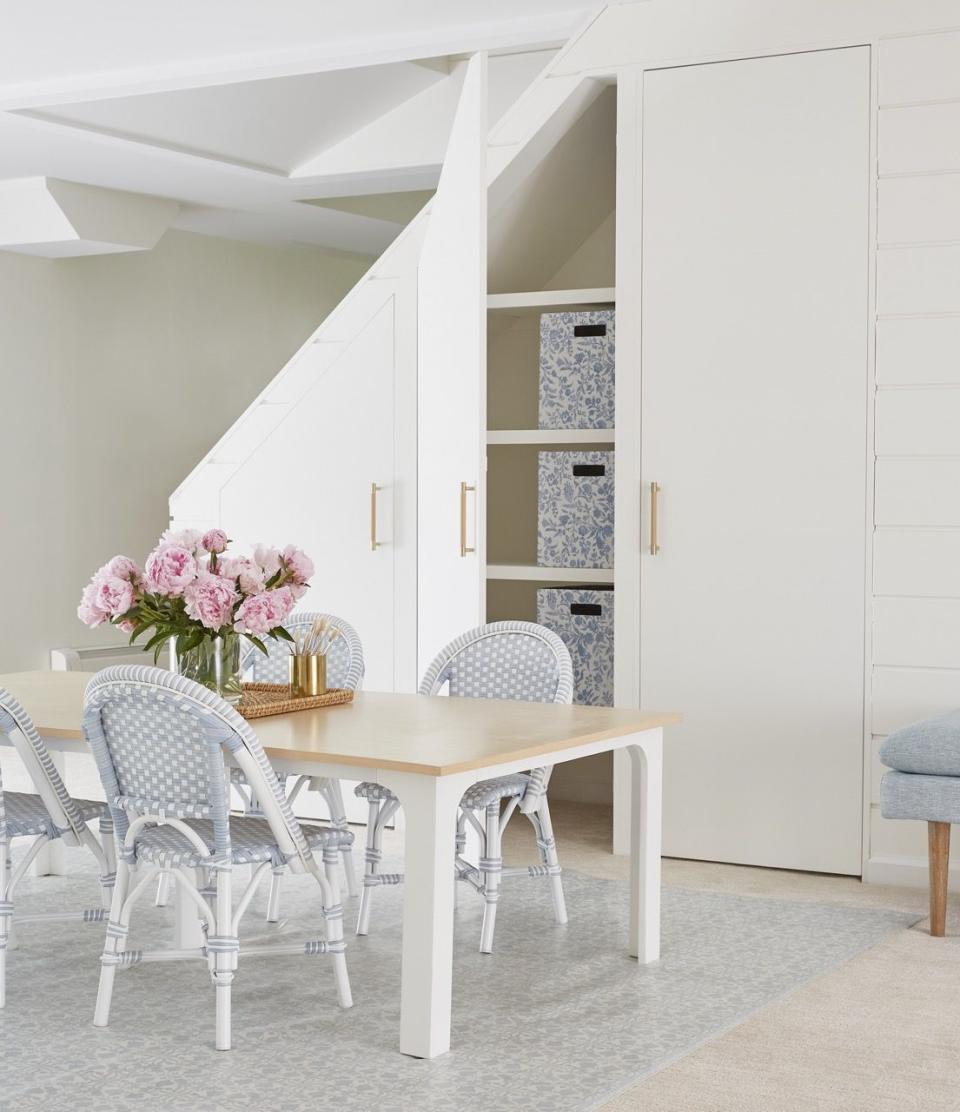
[[220, 290, 411, 820], [639, 48, 870, 873], [417, 54, 487, 675]]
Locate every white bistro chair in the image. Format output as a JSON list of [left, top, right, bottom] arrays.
[[354, 621, 574, 953], [83, 665, 352, 1051], [234, 612, 364, 915], [0, 687, 117, 1007]]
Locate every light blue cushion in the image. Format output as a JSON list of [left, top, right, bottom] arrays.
[[879, 711, 960, 777], [881, 770, 960, 824]]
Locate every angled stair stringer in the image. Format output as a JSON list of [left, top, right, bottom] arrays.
[[169, 6, 612, 536]]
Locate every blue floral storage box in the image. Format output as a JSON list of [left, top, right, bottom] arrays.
[[538, 309, 615, 430], [537, 450, 614, 569], [537, 587, 614, 706]]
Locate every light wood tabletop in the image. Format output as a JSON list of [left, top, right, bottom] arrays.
[[0, 671, 680, 777]]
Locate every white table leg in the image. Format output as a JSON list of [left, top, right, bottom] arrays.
[[378, 770, 464, 1059], [31, 751, 66, 877], [628, 730, 663, 963]]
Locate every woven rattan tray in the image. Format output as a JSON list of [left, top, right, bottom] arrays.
[[237, 682, 354, 720]]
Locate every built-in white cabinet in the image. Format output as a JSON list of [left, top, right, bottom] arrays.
[[417, 54, 487, 677], [637, 48, 870, 874], [220, 289, 412, 694], [173, 0, 960, 885]]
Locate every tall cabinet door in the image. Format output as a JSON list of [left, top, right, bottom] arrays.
[[639, 49, 870, 873], [220, 286, 412, 695], [417, 53, 487, 676]]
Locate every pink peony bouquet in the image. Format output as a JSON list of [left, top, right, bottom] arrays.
[[78, 528, 313, 661]]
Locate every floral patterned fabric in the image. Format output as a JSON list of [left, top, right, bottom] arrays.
[[538, 309, 615, 430], [537, 450, 614, 569], [536, 588, 614, 707]]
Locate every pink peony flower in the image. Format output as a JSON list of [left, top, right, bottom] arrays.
[[160, 527, 205, 555], [77, 581, 108, 627], [253, 544, 281, 578], [103, 555, 143, 586], [184, 571, 238, 630], [271, 586, 296, 621], [281, 545, 314, 586], [117, 619, 136, 634], [234, 587, 295, 636], [95, 575, 135, 618], [144, 543, 198, 597], [217, 555, 266, 596], [201, 529, 229, 555]]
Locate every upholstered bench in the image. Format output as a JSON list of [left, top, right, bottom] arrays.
[[880, 710, 960, 936]]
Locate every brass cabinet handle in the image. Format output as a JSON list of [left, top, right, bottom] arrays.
[[649, 481, 661, 555], [370, 483, 381, 551], [460, 481, 476, 557]]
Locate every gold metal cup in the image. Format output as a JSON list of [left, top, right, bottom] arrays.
[[289, 653, 327, 697]]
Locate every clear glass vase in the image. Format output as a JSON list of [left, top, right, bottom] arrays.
[[169, 632, 243, 706]]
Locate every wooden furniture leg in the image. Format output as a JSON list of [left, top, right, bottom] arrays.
[[928, 821, 950, 938]]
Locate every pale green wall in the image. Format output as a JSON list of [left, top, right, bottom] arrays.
[[0, 230, 369, 671]]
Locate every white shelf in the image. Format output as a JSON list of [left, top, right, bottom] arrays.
[[487, 287, 615, 311], [487, 428, 614, 445], [486, 564, 614, 584]]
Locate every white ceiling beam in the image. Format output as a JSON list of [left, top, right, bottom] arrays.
[[0, 177, 178, 257], [0, 18, 579, 111]]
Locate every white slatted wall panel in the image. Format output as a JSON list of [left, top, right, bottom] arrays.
[[868, 28, 960, 885]]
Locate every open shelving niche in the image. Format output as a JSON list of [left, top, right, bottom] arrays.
[[484, 84, 617, 806]]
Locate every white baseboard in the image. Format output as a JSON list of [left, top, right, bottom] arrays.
[[864, 853, 960, 892]]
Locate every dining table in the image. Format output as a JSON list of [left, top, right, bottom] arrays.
[[0, 669, 678, 1059]]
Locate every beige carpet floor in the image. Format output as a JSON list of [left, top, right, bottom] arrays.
[[497, 801, 960, 1112]]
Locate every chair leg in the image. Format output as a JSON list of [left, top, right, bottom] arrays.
[[97, 817, 117, 909], [266, 866, 284, 923], [929, 821, 951, 938], [356, 800, 383, 936], [323, 847, 340, 892], [313, 858, 352, 1009], [0, 836, 11, 1008], [155, 870, 172, 908], [212, 868, 237, 1052], [94, 858, 132, 1028], [479, 802, 502, 954], [533, 796, 567, 926], [322, 779, 359, 899]]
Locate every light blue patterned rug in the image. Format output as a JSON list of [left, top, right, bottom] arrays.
[[0, 854, 918, 1112]]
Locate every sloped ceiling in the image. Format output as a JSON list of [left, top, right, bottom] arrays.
[[0, 2, 580, 256]]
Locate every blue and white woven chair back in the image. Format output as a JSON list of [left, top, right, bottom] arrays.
[[83, 666, 313, 872], [240, 612, 364, 690], [0, 687, 88, 846], [419, 621, 574, 705]]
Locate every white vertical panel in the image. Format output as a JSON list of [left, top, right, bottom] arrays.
[[876, 317, 960, 385], [612, 71, 642, 854], [417, 54, 487, 676], [640, 48, 869, 874]]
